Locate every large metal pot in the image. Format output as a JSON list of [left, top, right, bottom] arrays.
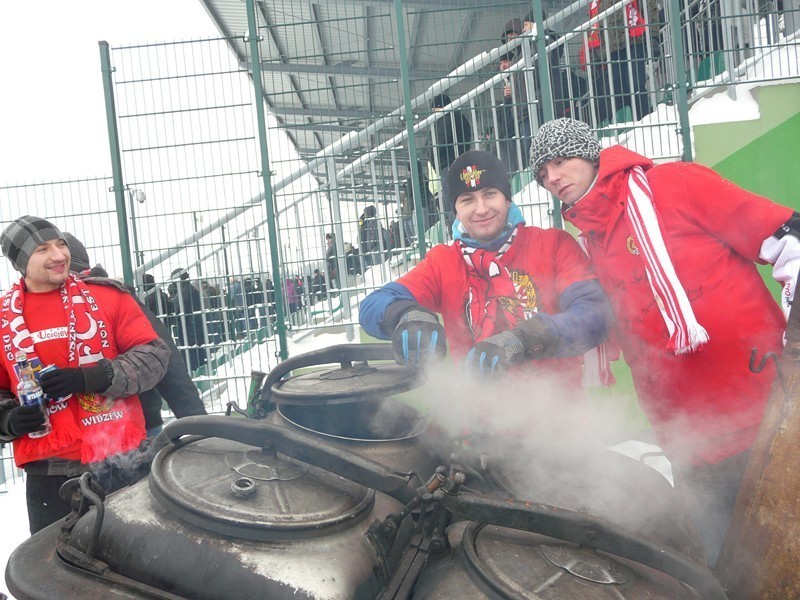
[[259, 344, 451, 488], [6, 417, 418, 600]]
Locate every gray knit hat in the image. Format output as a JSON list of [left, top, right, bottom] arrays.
[[445, 151, 512, 213], [63, 232, 91, 273], [529, 118, 602, 184], [0, 216, 66, 274]]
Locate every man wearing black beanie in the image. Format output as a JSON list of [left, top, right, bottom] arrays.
[[359, 150, 611, 386]]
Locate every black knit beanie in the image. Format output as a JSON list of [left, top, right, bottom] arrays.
[[529, 118, 602, 184], [63, 232, 91, 273], [0, 216, 66, 274], [445, 151, 512, 214]]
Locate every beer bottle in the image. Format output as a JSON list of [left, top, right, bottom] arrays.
[[15, 351, 52, 438]]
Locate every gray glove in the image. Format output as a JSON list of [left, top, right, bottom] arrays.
[[465, 330, 526, 377], [391, 307, 447, 368], [465, 317, 559, 377]]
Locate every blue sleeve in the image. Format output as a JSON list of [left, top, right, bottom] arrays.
[[535, 279, 612, 358], [359, 282, 417, 339]]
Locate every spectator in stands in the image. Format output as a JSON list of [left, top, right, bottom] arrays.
[[344, 242, 362, 276], [580, 0, 659, 124], [431, 93, 473, 212], [143, 273, 172, 318], [228, 277, 246, 338], [325, 233, 339, 289], [497, 51, 523, 173], [285, 277, 301, 314], [311, 269, 327, 303], [358, 205, 390, 267], [500, 18, 535, 163], [169, 268, 207, 373]]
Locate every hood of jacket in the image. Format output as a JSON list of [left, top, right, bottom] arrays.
[[562, 145, 654, 239]]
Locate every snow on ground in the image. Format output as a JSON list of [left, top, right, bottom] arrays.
[[0, 481, 29, 600]]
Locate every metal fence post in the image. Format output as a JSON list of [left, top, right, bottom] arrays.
[[666, 0, 694, 161], [245, 0, 288, 360], [394, 0, 427, 259], [98, 41, 134, 286]]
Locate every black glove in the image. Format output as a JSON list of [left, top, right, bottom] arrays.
[[7, 404, 47, 436], [465, 330, 527, 377], [465, 317, 559, 377], [39, 363, 112, 399], [391, 307, 447, 368], [513, 316, 559, 358]]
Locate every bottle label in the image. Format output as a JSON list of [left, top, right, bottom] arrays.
[[19, 389, 45, 407]]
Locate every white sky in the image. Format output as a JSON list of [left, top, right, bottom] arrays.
[[0, 1, 221, 186]]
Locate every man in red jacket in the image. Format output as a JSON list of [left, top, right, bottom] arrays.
[[359, 150, 611, 389], [529, 117, 800, 566]]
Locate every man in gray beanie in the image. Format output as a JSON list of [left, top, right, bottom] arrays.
[[530, 117, 800, 567], [0, 215, 170, 534], [359, 150, 610, 386], [0, 215, 68, 277]]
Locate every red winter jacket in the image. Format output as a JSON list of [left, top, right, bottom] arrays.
[[563, 146, 792, 465]]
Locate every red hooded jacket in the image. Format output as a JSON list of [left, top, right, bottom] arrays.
[[563, 146, 792, 465]]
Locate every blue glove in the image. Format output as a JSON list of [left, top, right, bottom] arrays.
[[391, 308, 447, 368], [465, 330, 526, 377]]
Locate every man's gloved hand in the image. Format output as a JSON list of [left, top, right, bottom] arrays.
[[39, 363, 112, 399], [391, 307, 447, 368], [465, 317, 560, 377], [465, 330, 526, 377], [7, 404, 47, 436]]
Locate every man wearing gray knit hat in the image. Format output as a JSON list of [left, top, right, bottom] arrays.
[[1, 215, 68, 277], [0, 215, 171, 534], [360, 149, 610, 384], [530, 117, 800, 567]]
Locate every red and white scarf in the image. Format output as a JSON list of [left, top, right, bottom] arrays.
[[1, 274, 145, 465], [460, 226, 525, 341], [625, 166, 709, 354]]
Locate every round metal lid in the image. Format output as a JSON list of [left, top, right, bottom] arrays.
[[149, 436, 374, 541], [459, 523, 678, 599], [271, 361, 420, 405]]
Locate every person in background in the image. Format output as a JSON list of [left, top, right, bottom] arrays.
[[431, 93, 473, 214], [359, 150, 610, 388], [169, 268, 207, 373], [311, 269, 327, 304], [325, 233, 339, 290], [0, 216, 170, 534], [358, 205, 390, 267], [142, 273, 172, 318], [529, 117, 800, 566], [64, 233, 207, 439], [580, 0, 659, 124]]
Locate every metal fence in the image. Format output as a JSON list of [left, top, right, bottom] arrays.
[[0, 0, 798, 476]]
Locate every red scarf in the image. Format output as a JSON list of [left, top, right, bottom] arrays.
[[461, 226, 525, 341], [1, 274, 145, 465], [581, 0, 647, 67]]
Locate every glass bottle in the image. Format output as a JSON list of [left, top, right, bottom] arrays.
[[15, 351, 52, 438]]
